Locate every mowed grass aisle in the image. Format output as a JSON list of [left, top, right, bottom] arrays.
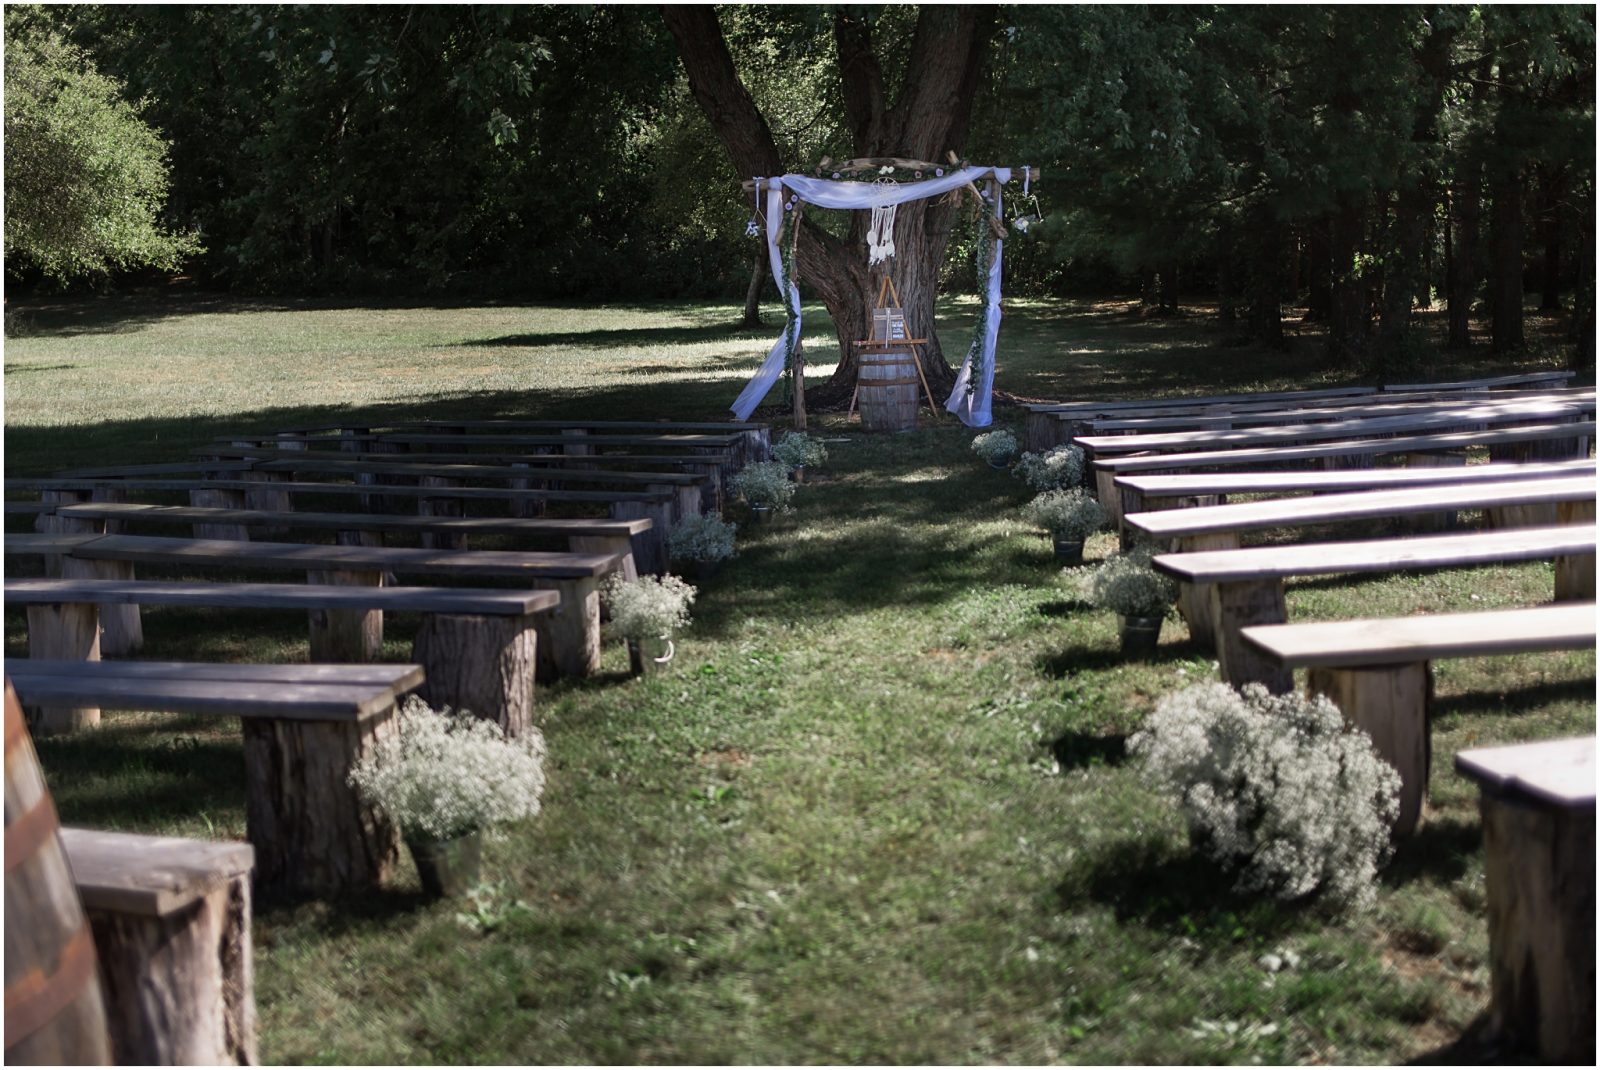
[[4, 294, 1592, 1063]]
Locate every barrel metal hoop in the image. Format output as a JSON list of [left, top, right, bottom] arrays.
[[4, 796, 60, 873], [858, 377, 922, 388], [3, 926, 97, 1050]]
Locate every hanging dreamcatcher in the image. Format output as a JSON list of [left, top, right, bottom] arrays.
[[867, 174, 899, 266]]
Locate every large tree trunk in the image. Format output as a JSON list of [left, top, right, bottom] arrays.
[[1327, 197, 1369, 367], [1448, 168, 1481, 349], [1490, 171, 1525, 353], [1246, 206, 1284, 349], [1570, 181, 1594, 371], [1538, 165, 1565, 312], [741, 252, 766, 327], [664, 5, 995, 409], [1303, 215, 1332, 322]]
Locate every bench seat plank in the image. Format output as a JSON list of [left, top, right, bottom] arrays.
[[1239, 604, 1597, 668], [1127, 474, 1596, 539], [6, 577, 559, 616], [223, 453, 709, 487], [1086, 392, 1595, 433], [1025, 385, 1377, 414], [1384, 371, 1576, 392], [1093, 421, 1600, 476], [1152, 525, 1596, 583], [57, 828, 255, 918], [5, 477, 672, 505], [5, 671, 412, 721], [53, 503, 651, 538], [1456, 737, 1596, 810], [5, 658, 425, 689], [1116, 458, 1594, 498]]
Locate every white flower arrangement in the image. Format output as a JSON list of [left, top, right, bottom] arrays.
[[600, 572, 696, 641], [730, 460, 797, 511], [1023, 488, 1107, 541], [1088, 547, 1177, 618], [1127, 682, 1401, 912], [971, 428, 1019, 466], [348, 698, 547, 842], [667, 512, 737, 563], [772, 431, 828, 470], [1014, 444, 1086, 491]]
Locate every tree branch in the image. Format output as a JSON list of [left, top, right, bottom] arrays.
[[659, 5, 783, 178], [833, 10, 885, 155]]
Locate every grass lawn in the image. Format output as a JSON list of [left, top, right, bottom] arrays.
[[3, 290, 1592, 1063]]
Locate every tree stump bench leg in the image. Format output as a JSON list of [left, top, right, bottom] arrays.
[[529, 576, 600, 682], [241, 709, 400, 896], [1094, 467, 1123, 529], [59, 557, 144, 657], [83, 861, 256, 1064], [615, 500, 669, 575], [188, 488, 249, 540], [570, 534, 637, 583], [1478, 791, 1596, 1063], [1210, 578, 1293, 694], [1174, 531, 1237, 648], [509, 462, 546, 519], [1403, 451, 1467, 532], [24, 602, 101, 734], [1488, 502, 1561, 529], [1306, 661, 1431, 836], [418, 475, 467, 550], [305, 569, 383, 662], [1553, 500, 1596, 601], [412, 612, 539, 737], [238, 466, 293, 539]]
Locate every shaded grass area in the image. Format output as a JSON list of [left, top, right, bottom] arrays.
[[4, 294, 1593, 1064]]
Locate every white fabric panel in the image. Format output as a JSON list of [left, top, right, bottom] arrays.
[[945, 182, 1003, 428], [730, 166, 1014, 424], [730, 184, 801, 422]]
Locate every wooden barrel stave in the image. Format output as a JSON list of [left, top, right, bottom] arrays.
[[857, 351, 921, 432]]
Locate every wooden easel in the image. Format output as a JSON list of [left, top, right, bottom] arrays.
[[847, 276, 940, 419]]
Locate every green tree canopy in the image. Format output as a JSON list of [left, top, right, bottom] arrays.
[[3, 15, 197, 282]]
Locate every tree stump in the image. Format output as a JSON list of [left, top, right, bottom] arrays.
[[24, 603, 101, 734], [1401, 450, 1466, 532], [1553, 500, 1596, 601], [529, 577, 600, 682], [1306, 661, 1431, 835], [60, 829, 257, 1065], [1174, 531, 1238, 649], [1210, 578, 1293, 694], [417, 475, 466, 550], [241, 710, 400, 896], [187, 488, 249, 540], [570, 534, 637, 584], [412, 612, 539, 737], [59, 557, 144, 658], [4, 684, 115, 1066], [305, 569, 383, 663]]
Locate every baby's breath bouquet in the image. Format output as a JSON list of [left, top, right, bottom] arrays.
[[1128, 683, 1401, 912], [730, 460, 797, 513], [772, 431, 828, 470], [668, 512, 737, 564], [601, 573, 697, 641], [348, 698, 547, 844], [1087, 547, 1177, 619], [1014, 444, 1086, 491], [971, 428, 1019, 467], [1023, 488, 1107, 542]]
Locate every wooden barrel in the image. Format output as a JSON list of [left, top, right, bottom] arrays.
[[857, 350, 921, 432], [4, 680, 113, 1065]]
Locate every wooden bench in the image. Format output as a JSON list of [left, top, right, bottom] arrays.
[[1152, 525, 1597, 691], [7, 660, 426, 895], [1083, 390, 1595, 434], [59, 828, 256, 1065], [50, 502, 646, 580], [6, 477, 677, 573], [1113, 458, 1595, 524], [6, 577, 557, 732], [1383, 370, 1576, 392], [1454, 736, 1594, 1063], [1237, 604, 1596, 835], [1089, 420, 1597, 526], [1131, 474, 1596, 644], [6, 532, 611, 682], [1024, 386, 1378, 450]]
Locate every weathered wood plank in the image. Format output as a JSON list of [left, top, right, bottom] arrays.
[[1239, 604, 1596, 668], [6, 577, 560, 617], [57, 828, 253, 919], [56, 502, 652, 539], [1456, 737, 1595, 810], [1116, 458, 1594, 500], [3, 676, 406, 722], [8, 659, 425, 689]]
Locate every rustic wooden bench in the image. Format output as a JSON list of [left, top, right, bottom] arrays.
[[6, 532, 611, 682], [1454, 736, 1594, 1063], [1024, 386, 1378, 450], [1237, 603, 1597, 835], [58, 828, 256, 1065], [50, 502, 645, 580], [1088, 420, 1597, 525], [6, 577, 557, 732], [1130, 474, 1596, 645], [1383, 370, 1577, 392], [1113, 458, 1595, 523], [6, 476, 676, 572], [1084, 390, 1595, 434], [1152, 525, 1597, 691], [7, 659, 427, 896]]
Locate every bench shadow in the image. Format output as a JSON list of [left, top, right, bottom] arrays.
[[1037, 638, 1196, 678], [1430, 675, 1598, 721], [1405, 1011, 1525, 1065], [1379, 817, 1479, 889], [1051, 729, 1128, 772]]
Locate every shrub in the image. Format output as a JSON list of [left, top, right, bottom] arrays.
[[667, 512, 737, 563], [1087, 547, 1177, 618], [348, 698, 547, 842], [1023, 488, 1107, 541], [1127, 682, 1402, 912], [1014, 444, 1086, 491], [772, 431, 828, 469], [730, 460, 797, 511], [601, 573, 696, 640], [970, 428, 1019, 465]]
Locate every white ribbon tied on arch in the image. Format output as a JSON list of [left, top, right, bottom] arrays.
[[730, 165, 1011, 428]]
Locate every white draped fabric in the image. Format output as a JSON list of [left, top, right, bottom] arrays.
[[729, 165, 1012, 427]]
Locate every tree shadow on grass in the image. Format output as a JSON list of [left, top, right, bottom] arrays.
[[1068, 836, 1316, 951], [1430, 675, 1597, 721], [1379, 817, 1479, 890], [1036, 638, 1199, 678], [1051, 729, 1128, 772], [466, 323, 771, 351]]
